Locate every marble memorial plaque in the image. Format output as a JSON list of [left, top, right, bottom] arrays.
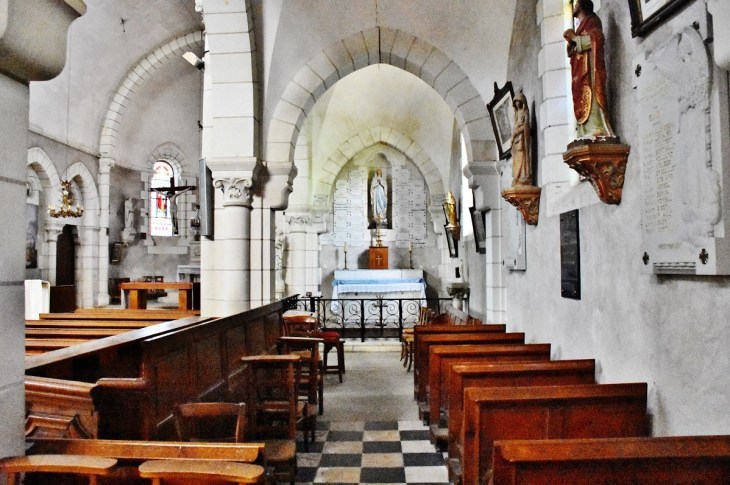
[[634, 26, 727, 274]]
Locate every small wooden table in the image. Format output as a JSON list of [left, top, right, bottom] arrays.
[[121, 282, 193, 310]]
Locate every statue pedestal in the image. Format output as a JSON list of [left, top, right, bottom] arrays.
[[369, 246, 388, 269], [501, 185, 542, 225], [563, 138, 630, 205]]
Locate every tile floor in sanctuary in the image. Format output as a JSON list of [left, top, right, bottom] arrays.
[[296, 348, 449, 484]]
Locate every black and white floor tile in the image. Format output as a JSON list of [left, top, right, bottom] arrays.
[[296, 420, 449, 484]]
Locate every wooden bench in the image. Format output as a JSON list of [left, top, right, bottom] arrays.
[[39, 309, 199, 320], [139, 459, 265, 484], [25, 301, 286, 441], [490, 435, 730, 485], [425, 344, 552, 425], [413, 329, 513, 405], [29, 438, 265, 484], [121, 282, 194, 310], [444, 360, 596, 480], [25, 376, 98, 439], [0, 454, 117, 485], [461, 383, 648, 485]]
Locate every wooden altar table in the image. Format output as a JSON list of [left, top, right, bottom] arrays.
[[121, 282, 193, 310]]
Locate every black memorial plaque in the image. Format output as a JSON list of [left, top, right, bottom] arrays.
[[560, 210, 581, 299]]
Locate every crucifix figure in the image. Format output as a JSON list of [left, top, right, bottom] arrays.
[[150, 177, 196, 235]]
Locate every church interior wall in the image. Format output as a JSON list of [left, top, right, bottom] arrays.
[[113, 59, 202, 173], [107, 166, 189, 285], [503, 0, 730, 436]]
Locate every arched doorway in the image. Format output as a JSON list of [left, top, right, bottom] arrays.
[[52, 224, 76, 312]]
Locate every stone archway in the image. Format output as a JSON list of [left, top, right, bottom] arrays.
[[266, 27, 498, 206]]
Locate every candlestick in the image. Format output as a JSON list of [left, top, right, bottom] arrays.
[[409, 242, 413, 269]]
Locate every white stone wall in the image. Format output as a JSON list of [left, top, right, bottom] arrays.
[[505, 0, 730, 435]]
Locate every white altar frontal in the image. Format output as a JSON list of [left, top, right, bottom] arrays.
[[332, 269, 426, 300]]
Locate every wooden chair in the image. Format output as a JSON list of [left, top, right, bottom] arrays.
[[138, 459, 265, 484], [283, 312, 345, 383], [278, 336, 323, 434], [240, 354, 303, 484], [174, 402, 246, 443], [0, 454, 117, 485]]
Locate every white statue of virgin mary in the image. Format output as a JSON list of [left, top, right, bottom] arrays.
[[371, 168, 388, 223]]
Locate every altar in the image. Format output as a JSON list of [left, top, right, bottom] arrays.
[[332, 269, 426, 301]]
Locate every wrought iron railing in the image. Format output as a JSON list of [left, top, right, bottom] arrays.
[[291, 296, 452, 341]]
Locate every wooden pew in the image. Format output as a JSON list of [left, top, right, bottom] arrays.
[[27, 320, 165, 329], [0, 454, 117, 485], [25, 376, 98, 439], [490, 436, 730, 485], [25, 300, 286, 441], [426, 344, 552, 425], [444, 360, 596, 481], [28, 438, 265, 484], [461, 383, 648, 485], [38, 309, 198, 320], [413, 330, 515, 405]]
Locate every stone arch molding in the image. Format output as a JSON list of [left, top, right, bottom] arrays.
[[146, 142, 190, 177], [315, 127, 445, 200], [64, 162, 100, 227], [27, 147, 62, 204], [98, 31, 204, 161], [267, 27, 499, 208]]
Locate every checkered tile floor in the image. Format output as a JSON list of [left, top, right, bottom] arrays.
[[295, 420, 449, 484]]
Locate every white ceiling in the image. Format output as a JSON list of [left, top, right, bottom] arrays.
[[26, 0, 517, 168]]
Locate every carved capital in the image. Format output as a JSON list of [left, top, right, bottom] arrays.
[[563, 139, 630, 205], [502, 186, 542, 226], [195, 0, 203, 12], [286, 214, 311, 231], [463, 161, 501, 211], [214, 177, 253, 207], [99, 157, 115, 174]]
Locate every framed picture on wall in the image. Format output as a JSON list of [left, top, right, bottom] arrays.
[[486, 81, 515, 160], [628, 0, 694, 37], [110, 243, 124, 265], [445, 224, 458, 258], [470, 206, 487, 254]]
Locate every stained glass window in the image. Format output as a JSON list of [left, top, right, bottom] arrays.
[[150, 160, 173, 237]]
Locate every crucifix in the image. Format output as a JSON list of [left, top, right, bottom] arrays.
[[150, 177, 197, 235]]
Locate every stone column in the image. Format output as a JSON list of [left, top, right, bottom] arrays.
[[96, 157, 114, 306], [77, 225, 98, 309], [464, 160, 505, 323], [0, 0, 86, 458], [207, 175, 254, 315], [44, 222, 64, 286], [286, 214, 310, 297]]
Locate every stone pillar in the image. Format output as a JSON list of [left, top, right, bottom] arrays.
[[198, 0, 260, 315], [0, 0, 86, 457], [96, 157, 114, 306], [0, 73, 31, 459], [208, 176, 254, 315], [537, 0, 587, 213], [464, 160, 505, 323], [44, 222, 64, 286], [286, 214, 310, 297], [77, 225, 98, 309]]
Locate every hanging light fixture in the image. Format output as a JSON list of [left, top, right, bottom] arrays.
[[48, 28, 83, 219], [49, 180, 83, 218]]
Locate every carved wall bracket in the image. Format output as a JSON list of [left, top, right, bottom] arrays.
[[502, 185, 541, 225], [563, 139, 630, 205]]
